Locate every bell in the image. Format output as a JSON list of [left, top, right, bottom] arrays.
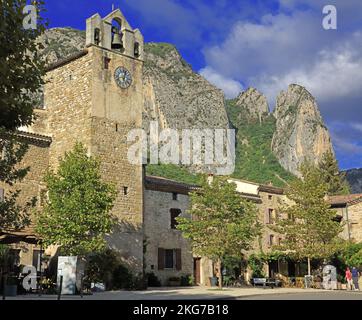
[[134, 42, 140, 57], [111, 32, 123, 50], [94, 28, 101, 45]]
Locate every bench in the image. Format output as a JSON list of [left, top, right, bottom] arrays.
[[251, 278, 281, 289]]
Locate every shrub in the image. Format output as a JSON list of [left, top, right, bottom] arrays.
[[84, 249, 136, 290], [146, 272, 161, 287], [248, 254, 266, 278], [180, 275, 194, 286]]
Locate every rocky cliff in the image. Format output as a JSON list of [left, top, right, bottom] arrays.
[[271, 84, 334, 176], [143, 43, 229, 132], [234, 88, 270, 124]]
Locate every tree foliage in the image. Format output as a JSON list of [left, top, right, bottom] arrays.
[[271, 162, 344, 266], [226, 99, 295, 187], [177, 176, 262, 287], [0, 0, 46, 130], [35, 143, 117, 256], [0, 132, 36, 229], [317, 151, 350, 195], [335, 242, 362, 268], [0, 1, 46, 230]]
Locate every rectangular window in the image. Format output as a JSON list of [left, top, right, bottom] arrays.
[[165, 249, 175, 269], [268, 195, 273, 200], [269, 234, 275, 247], [170, 209, 181, 229], [269, 209, 273, 223], [9, 249, 20, 271], [104, 57, 111, 69], [158, 248, 182, 271], [123, 187, 129, 196], [32, 249, 45, 272], [172, 193, 178, 201]]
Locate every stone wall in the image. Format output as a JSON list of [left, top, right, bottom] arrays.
[[1, 140, 50, 267], [144, 189, 193, 286], [348, 202, 362, 242], [31, 52, 93, 170], [89, 45, 145, 272]]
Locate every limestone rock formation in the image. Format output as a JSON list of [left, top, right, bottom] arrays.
[[272, 84, 334, 176], [235, 88, 270, 123], [143, 43, 229, 132], [37, 28, 86, 64]]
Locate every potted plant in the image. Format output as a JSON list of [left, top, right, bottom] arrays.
[[168, 277, 181, 286]]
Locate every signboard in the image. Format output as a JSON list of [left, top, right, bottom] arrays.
[[57, 256, 85, 295]]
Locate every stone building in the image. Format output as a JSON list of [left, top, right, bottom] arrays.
[[328, 194, 362, 243]]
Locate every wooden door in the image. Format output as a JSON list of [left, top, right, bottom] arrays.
[[194, 258, 201, 285]]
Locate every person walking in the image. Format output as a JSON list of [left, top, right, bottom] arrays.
[[345, 267, 353, 290], [351, 267, 360, 291]]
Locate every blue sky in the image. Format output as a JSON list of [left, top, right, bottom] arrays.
[[42, 0, 362, 170]]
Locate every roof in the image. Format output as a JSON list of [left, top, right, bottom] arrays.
[[45, 49, 88, 72], [145, 176, 199, 195], [328, 194, 362, 206], [15, 130, 52, 146], [259, 184, 284, 195], [145, 176, 262, 202]]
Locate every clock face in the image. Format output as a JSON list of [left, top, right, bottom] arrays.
[[114, 67, 132, 89]]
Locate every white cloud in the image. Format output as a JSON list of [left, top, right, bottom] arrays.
[[255, 44, 362, 107], [202, 9, 362, 115], [199, 66, 243, 99], [351, 123, 362, 133]]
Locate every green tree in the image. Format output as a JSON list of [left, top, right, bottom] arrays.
[[177, 176, 262, 288], [35, 143, 117, 256], [271, 162, 344, 275], [0, 0, 46, 130], [0, 134, 36, 229], [318, 151, 350, 195], [0, 0, 46, 230]]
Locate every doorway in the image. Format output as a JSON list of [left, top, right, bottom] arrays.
[[193, 258, 201, 285]]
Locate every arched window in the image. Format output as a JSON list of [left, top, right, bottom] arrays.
[[111, 19, 123, 51], [94, 28, 101, 46], [134, 42, 140, 57]]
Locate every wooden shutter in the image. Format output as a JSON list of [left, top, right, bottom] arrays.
[[0, 188, 4, 202], [175, 249, 182, 271], [158, 248, 165, 270]]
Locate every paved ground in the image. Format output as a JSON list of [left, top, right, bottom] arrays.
[[3, 287, 362, 300]]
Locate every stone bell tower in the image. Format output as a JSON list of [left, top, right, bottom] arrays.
[[85, 10, 145, 271], [29, 9, 145, 272]]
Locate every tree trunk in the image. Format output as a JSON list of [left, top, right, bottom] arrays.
[[217, 259, 223, 289], [307, 257, 311, 276]]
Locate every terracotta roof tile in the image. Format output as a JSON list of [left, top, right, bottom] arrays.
[[328, 194, 362, 206]]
